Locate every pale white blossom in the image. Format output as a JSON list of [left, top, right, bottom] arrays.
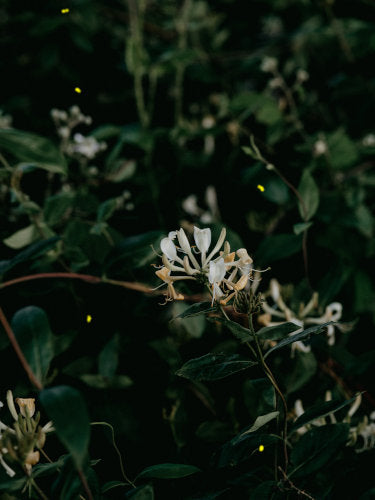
[[362, 134, 375, 147], [314, 139, 328, 156], [260, 280, 345, 355], [156, 226, 257, 306], [70, 133, 107, 159], [261, 56, 278, 73]]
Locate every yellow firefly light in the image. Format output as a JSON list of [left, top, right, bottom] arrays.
[[74, 87, 82, 94], [86, 314, 92, 323], [258, 444, 265, 452], [61, 8, 70, 14], [257, 184, 265, 192]]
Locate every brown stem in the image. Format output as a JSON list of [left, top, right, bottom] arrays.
[[278, 466, 316, 500], [0, 306, 43, 391], [78, 469, 93, 500]]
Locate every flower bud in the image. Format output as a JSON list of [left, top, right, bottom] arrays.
[[15, 398, 35, 418]]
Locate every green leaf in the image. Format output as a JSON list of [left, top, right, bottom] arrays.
[[255, 97, 282, 126], [264, 322, 333, 359], [105, 231, 163, 271], [354, 204, 373, 238], [101, 480, 127, 493], [289, 394, 361, 434], [284, 351, 317, 394], [174, 301, 216, 319], [39, 385, 90, 469], [0, 236, 60, 275], [105, 160, 136, 182], [262, 177, 290, 204], [298, 170, 320, 221], [171, 302, 206, 339], [97, 198, 119, 222], [243, 379, 275, 421], [32, 455, 67, 478], [289, 423, 349, 478], [0, 129, 67, 174], [176, 353, 257, 381], [238, 411, 279, 436], [256, 322, 300, 341], [255, 234, 302, 264], [11, 306, 54, 383], [212, 317, 253, 343], [327, 129, 359, 170], [0, 476, 27, 492], [80, 374, 133, 389], [136, 463, 200, 480], [44, 193, 74, 227], [249, 481, 278, 500], [3, 224, 38, 249], [126, 484, 154, 499], [98, 334, 119, 378], [217, 432, 278, 468], [293, 221, 313, 235]]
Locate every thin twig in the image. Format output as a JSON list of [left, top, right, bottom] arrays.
[[278, 466, 315, 499], [77, 468, 93, 500], [91, 421, 136, 488]]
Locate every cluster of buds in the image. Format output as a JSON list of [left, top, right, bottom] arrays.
[[0, 391, 53, 477], [50, 106, 106, 160], [258, 279, 345, 356], [155, 226, 258, 306]]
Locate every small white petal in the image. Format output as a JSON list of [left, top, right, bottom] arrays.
[[194, 227, 211, 254], [0, 456, 16, 477], [160, 237, 177, 261], [209, 258, 226, 284], [326, 302, 342, 321], [177, 228, 191, 254]]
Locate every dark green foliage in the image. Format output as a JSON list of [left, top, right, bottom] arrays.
[[1, 0, 375, 498]]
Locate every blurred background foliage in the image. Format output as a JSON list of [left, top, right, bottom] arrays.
[[1, 0, 375, 498]]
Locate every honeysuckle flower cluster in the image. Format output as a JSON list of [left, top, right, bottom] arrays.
[[293, 392, 375, 453], [155, 226, 255, 306], [258, 279, 345, 356], [68, 133, 107, 159], [292, 391, 361, 436], [51, 105, 106, 160], [0, 391, 53, 477]]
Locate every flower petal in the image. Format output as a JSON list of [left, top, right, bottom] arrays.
[[161, 237, 177, 261], [209, 258, 226, 284], [194, 227, 211, 254]]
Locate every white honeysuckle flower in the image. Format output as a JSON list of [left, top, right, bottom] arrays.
[[270, 278, 280, 302], [15, 398, 35, 418], [6, 391, 18, 421], [260, 280, 345, 355], [314, 139, 327, 156], [209, 258, 226, 305], [293, 392, 375, 454], [236, 248, 253, 276], [209, 258, 226, 285], [261, 56, 278, 73], [194, 227, 211, 254], [156, 226, 256, 306], [161, 237, 178, 261], [194, 226, 211, 266], [206, 227, 227, 264]]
